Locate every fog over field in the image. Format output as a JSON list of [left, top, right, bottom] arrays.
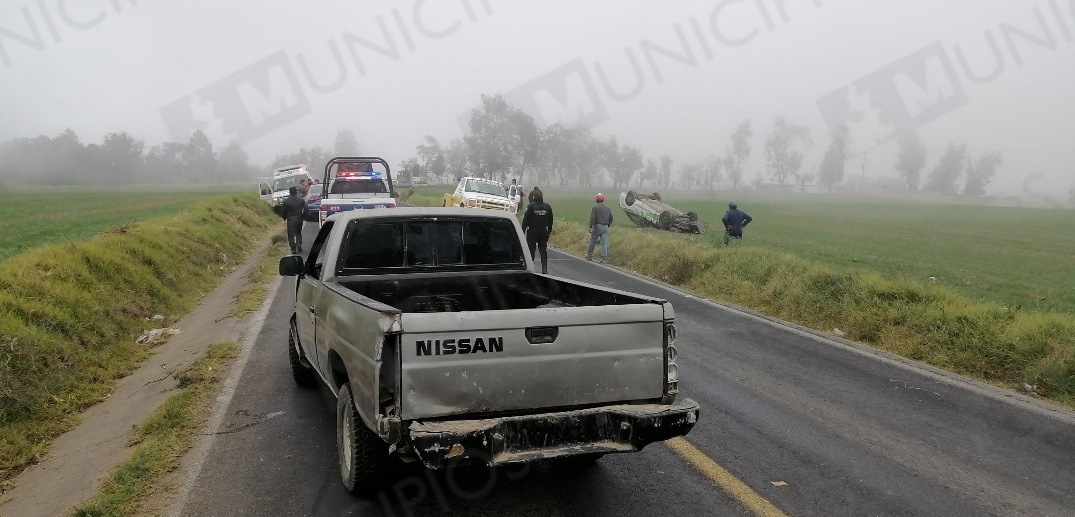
[[0, 0, 1072, 197]]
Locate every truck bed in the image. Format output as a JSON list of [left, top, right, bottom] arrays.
[[336, 272, 671, 421]]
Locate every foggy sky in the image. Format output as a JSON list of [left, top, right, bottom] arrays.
[[1, 0, 1072, 196]]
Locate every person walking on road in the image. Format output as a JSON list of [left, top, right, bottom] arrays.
[[280, 186, 308, 254], [586, 193, 613, 263], [721, 200, 753, 245], [521, 189, 554, 274]]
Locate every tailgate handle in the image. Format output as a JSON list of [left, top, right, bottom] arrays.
[[525, 326, 558, 344]]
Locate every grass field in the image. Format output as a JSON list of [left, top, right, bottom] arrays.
[[0, 188, 250, 262], [410, 187, 1075, 314]]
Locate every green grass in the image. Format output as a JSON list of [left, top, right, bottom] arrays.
[[0, 193, 277, 485], [0, 186, 251, 262], [413, 186, 1075, 406], [418, 186, 1075, 315], [71, 342, 238, 517]]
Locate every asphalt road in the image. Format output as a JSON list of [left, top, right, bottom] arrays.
[[173, 222, 1075, 517]]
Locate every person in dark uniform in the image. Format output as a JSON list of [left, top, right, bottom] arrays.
[[721, 200, 753, 245], [521, 189, 554, 274], [280, 186, 308, 254]]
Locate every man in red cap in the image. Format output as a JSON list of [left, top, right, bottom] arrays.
[[586, 193, 613, 263]]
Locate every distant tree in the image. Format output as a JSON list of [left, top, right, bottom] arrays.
[[510, 109, 541, 185], [659, 154, 673, 189], [704, 154, 722, 190], [763, 116, 812, 190], [723, 119, 752, 190], [415, 135, 447, 179], [818, 125, 848, 193], [963, 151, 1003, 196], [398, 157, 421, 184], [145, 142, 187, 183], [894, 131, 927, 191], [923, 142, 966, 195], [642, 158, 658, 188], [334, 129, 360, 156], [444, 138, 471, 182], [796, 167, 817, 193], [217, 141, 256, 180], [182, 130, 215, 182], [619, 145, 644, 188], [467, 94, 524, 182], [101, 132, 146, 184], [678, 162, 702, 189]]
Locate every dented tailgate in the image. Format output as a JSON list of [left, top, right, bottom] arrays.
[[399, 303, 668, 421]]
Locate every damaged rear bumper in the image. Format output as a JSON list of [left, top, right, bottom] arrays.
[[408, 398, 700, 469]]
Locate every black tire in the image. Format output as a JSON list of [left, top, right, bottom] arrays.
[[288, 321, 315, 387], [686, 211, 698, 222], [624, 191, 636, 206], [652, 192, 662, 201], [337, 383, 391, 495], [658, 211, 672, 229]]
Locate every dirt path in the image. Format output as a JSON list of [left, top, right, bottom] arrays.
[[0, 239, 275, 517]]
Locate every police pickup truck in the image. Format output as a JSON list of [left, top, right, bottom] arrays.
[[316, 157, 398, 225], [278, 207, 699, 494]]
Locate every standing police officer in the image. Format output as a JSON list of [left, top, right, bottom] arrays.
[[521, 189, 554, 274], [280, 186, 308, 254]]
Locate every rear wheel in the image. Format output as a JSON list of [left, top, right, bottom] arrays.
[[686, 211, 698, 222], [337, 383, 391, 494], [658, 211, 672, 229], [624, 191, 637, 206], [288, 321, 315, 387], [652, 192, 662, 201]]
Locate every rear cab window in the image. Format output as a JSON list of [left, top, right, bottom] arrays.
[[337, 217, 525, 274]]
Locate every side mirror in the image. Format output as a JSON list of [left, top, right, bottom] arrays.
[[279, 255, 305, 276]]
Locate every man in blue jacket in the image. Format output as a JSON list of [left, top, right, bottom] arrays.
[[721, 201, 753, 245]]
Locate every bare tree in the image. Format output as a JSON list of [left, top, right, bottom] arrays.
[[763, 116, 812, 190]]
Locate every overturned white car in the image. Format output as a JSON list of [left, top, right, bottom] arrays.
[[619, 191, 704, 234]]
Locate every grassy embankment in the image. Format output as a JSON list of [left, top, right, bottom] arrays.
[[0, 192, 281, 487], [407, 188, 1075, 407]]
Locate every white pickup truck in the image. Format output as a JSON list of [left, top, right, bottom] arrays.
[[278, 207, 699, 494]]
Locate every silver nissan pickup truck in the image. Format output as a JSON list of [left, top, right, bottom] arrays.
[[278, 207, 699, 494]]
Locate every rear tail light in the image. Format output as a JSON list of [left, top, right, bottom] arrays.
[[308, 195, 320, 201], [664, 322, 679, 396]]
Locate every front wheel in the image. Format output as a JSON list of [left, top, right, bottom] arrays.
[[624, 190, 637, 206], [337, 383, 391, 494], [288, 322, 315, 387]]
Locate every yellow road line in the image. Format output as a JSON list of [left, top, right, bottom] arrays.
[[665, 437, 789, 517]]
